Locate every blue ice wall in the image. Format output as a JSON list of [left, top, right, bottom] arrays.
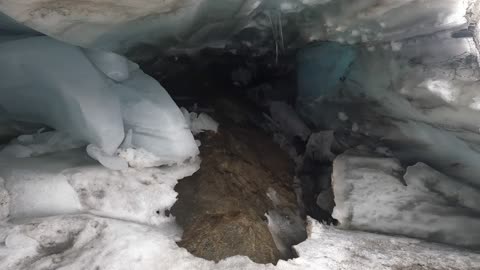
[[297, 42, 356, 100]]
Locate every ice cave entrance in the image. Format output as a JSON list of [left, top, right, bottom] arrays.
[[1, 1, 480, 269]]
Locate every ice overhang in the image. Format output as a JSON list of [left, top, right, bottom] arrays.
[[0, 0, 476, 55]]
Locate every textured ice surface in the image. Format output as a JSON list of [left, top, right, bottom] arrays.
[[181, 108, 219, 135], [0, 148, 200, 224], [405, 163, 480, 212], [86, 144, 129, 171], [0, 0, 471, 54], [0, 35, 199, 169], [0, 36, 125, 156], [298, 31, 480, 187], [114, 70, 199, 165], [332, 149, 480, 248], [346, 34, 480, 187], [0, 148, 478, 270], [84, 48, 130, 82]]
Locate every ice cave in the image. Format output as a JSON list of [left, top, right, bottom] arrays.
[[0, 0, 480, 269]]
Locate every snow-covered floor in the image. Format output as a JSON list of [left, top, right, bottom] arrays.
[[2, 214, 479, 270], [0, 143, 479, 270]]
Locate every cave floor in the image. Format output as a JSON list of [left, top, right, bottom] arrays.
[[171, 122, 306, 264]]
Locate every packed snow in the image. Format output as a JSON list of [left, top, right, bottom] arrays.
[[298, 28, 480, 188], [0, 147, 478, 270], [181, 108, 219, 135], [332, 149, 480, 248], [0, 214, 478, 270]]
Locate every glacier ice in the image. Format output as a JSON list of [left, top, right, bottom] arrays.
[[0, 36, 125, 156], [181, 108, 219, 135], [0, 0, 471, 55], [297, 42, 356, 99], [84, 48, 131, 82], [114, 70, 199, 165], [86, 144, 129, 171], [297, 30, 480, 187], [331, 149, 480, 248], [0, 35, 199, 169]]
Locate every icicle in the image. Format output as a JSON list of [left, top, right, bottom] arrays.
[[278, 11, 285, 53], [267, 11, 279, 64]]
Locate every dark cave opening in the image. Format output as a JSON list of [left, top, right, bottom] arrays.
[[139, 48, 338, 264]]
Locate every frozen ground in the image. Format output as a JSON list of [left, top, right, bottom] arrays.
[[0, 143, 479, 269]]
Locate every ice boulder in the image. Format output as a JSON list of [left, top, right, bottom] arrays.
[[332, 149, 480, 248], [0, 36, 125, 156], [114, 69, 200, 166], [0, 35, 199, 169]]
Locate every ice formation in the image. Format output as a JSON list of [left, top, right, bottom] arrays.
[[0, 36, 125, 156], [0, 35, 199, 169], [297, 26, 480, 189], [0, 0, 472, 55], [332, 149, 480, 248], [181, 108, 219, 135], [113, 70, 199, 166]]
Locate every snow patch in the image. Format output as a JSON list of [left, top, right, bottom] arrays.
[[332, 150, 480, 248]]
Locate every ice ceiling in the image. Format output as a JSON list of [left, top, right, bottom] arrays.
[[0, 0, 476, 54], [0, 0, 479, 177], [1, 0, 480, 177]]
